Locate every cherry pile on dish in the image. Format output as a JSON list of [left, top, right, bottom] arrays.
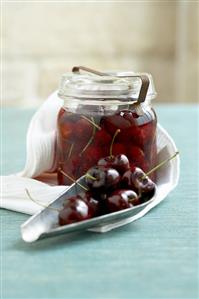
[[58, 154, 156, 226]]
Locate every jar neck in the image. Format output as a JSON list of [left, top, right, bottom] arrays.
[[61, 95, 152, 116]]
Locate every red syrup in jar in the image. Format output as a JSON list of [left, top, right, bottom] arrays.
[[56, 106, 157, 185]]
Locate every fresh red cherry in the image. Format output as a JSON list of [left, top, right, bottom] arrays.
[[85, 166, 120, 191], [107, 189, 139, 212], [63, 192, 100, 217], [59, 197, 92, 225], [97, 154, 130, 175], [86, 192, 110, 216], [122, 167, 156, 201], [77, 192, 100, 216]]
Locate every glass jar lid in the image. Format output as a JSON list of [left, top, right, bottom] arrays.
[[58, 66, 157, 103]]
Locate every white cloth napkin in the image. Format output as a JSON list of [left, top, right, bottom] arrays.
[[19, 90, 62, 178], [1, 91, 68, 214], [1, 92, 180, 233]]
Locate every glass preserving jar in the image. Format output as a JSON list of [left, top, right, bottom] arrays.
[[56, 66, 157, 185]]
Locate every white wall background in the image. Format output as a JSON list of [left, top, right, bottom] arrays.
[[2, 1, 199, 107]]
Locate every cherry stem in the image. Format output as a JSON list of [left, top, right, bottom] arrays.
[[25, 188, 60, 212], [86, 173, 97, 181], [110, 129, 121, 157], [81, 117, 96, 155], [67, 143, 74, 160], [142, 151, 179, 179], [81, 115, 101, 130], [59, 168, 88, 191]]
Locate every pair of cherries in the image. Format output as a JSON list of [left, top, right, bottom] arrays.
[[59, 154, 156, 225]]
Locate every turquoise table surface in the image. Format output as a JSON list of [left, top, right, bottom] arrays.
[[1, 105, 198, 299]]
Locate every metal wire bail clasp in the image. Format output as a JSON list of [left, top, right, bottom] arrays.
[[72, 66, 150, 104]]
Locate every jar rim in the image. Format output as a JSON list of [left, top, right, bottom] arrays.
[[58, 71, 157, 103]]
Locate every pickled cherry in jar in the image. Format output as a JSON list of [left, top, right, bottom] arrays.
[[56, 67, 157, 185]]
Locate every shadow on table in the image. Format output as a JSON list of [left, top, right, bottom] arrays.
[[10, 199, 168, 252], [12, 222, 141, 252]]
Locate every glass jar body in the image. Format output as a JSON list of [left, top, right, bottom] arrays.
[[56, 100, 157, 185]]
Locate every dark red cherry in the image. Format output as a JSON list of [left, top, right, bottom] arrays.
[[122, 167, 156, 201], [100, 109, 142, 137], [120, 110, 139, 123], [111, 143, 127, 156], [97, 154, 130, 175], [128, 145, 144, 163], [85, 146, 103, 161], [87, 192, 109, 216], [127, 145, 148, 170], [138, 120, 157, 144], [59, 122, 75, 140], [58, 108, 78, 123], [85, 166, 120, 191], [100, 113, 131, 135], [74, 119, 93, 141], [107, 189, 139, 212], [58, 109, 78, 139], [77, 192, 100, 216], [59, 197, 91, 225], [79, 146, 104, 174], [93, 129, 112, 146]]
